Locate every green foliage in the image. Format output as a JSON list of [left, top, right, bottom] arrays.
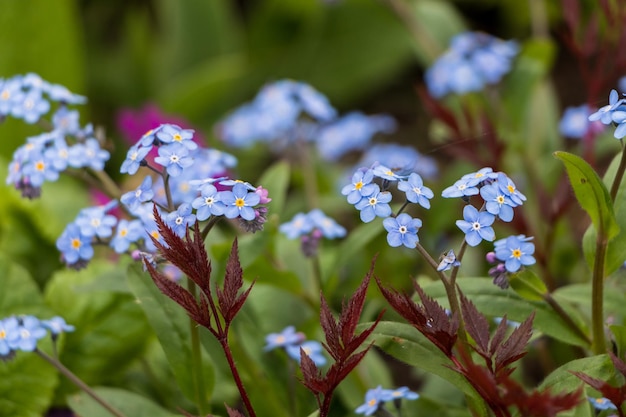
[[68, 387, 178, 417], [126, 264, 216, 410], [0, 255, 58, 417], [44, 261, 153, 403]]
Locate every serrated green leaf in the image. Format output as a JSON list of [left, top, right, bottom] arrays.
[[554, 151, 619, 240], [44, 261, 153, 401], [0, 255, 58, 417], [68, 387, 177, 417], [423, 278, 589, 347], [508, 269, 548, 301], [126, 264, 215, 408]]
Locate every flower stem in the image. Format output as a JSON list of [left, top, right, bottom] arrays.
[[591, 235, 608, 354], [187, 279, 210, 415], [35, 349, 128, 417], [610, 140, 626, 202], [220, 338, 257, 417], [90, 168, 122, 200]]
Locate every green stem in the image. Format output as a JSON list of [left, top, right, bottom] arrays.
[[528, 0, 550, 39], [591, 235, 608, 354], [610, 141, 626, 202], [187, 279, 210, 415], [90, 168, 122, 200], [311, 255, 323, 298], [35, 349, 128, 417], [298, 141, 319, 209], [449, 239, 468, 288]]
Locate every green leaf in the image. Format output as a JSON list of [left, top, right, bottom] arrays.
[[554, 151, 619, 240], [540, 354, 613, 392], [44, 261, 153, 401], [423, 278, 589, 347], [583, 151, 626, 275], [0, 255, 58, 417], [508, 269, 548, 301], [68, 387, 177, 417], [126, 264, 215, 407], [258, 160, 291, 216], [609, 325, 626, 359], [363, 321, 480, 400]]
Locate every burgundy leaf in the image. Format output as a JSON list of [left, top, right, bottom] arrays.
[[453, 361, 503, 412], [494, 312, 534, 374], [609, 351, 626, 378], [339, 263, 373, 348], [216, 239, 254, 324], [336, 347, 372, 382], [561, 0, 580, 36], [144, 258, 211, 328], [376, 276, 458, 357], [224, 404, 246, 417], [489, 315, 509, 357], [151, 206, 213, 297], [572, 371, 626, 408], [300, 348, 327, 394], [345, 310, 384, 355], [417, 86, 462, 139], [460, 292, 491, 360], [320, 296, 342, 361], [501, 377, 582, 417]]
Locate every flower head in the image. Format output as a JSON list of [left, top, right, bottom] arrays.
[[264, 326, 306, 351], [165, 203, 196, 237], [383, 214, 422, 248], [56, 223, 94, 266], [437, 249, 461, 271], [354, 184, 392, 223], [355, 386, 387, 416], [192, 184, 226, 221], [221, 183, 261, 221], [588, 397, 618, 411], [342, 169, 377, 204], [285, 340, 327, 367], [494, 235, 535, 273], [455, 205, 496, 246], [397, 172, 434, 208]]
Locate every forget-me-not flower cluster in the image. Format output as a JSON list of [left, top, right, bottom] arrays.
[[355, 385, 419, 416], [589, 89, 626, 139], [264, 326, 326, 367], [0, 315, 74, 358], [425, 31, 519, 98]]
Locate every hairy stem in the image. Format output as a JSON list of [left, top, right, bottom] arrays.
[[187, 280, 210, 415], [220, 339, 256, 417], [35, 349, 128, 417]]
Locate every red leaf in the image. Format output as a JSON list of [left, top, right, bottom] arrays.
[[216, 239, 254, 324], [572, 371, 626, 409], [300, 348, 327, 394], [320, 296, 342, 361], [460, 292, 491, 360], [494, 312, 534, 374], [339, 263, 372, 348], [502, 377, 582, 417], [224, 404, 246, 417], [144, 258, 211, 328], [609, 351, 626, 378]]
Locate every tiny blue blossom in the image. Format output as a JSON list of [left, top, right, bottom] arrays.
[[121, 145, 151, 175], [221, 183, 261, 221], [372, 164, 405, 181], [11, 89, 50, 124], [559, 105, 593, 139], [279, 212, 315, 239], [42, 317, 75, 336], [0, 317, 20, 356], [264, 326, 305, 351], [156, 124, 197, 150], [286, 340, 327, 367], [397, 172, 434, 208], [56, 223, 95, 265], [342, 169, 378, 204], [480, 182, 515, 222], [354, 185, 392, 223], [357, 143, 438, 179], [154, 143, 194, 177], [455, 205, 496, 246], [121, 176, 155, 212], [441, 178, 480, 198], [75, 206, 118, 238], [355, 386, 388, 416], [381, 386, 419, 402], [192, 184, 226, 221], [496, 173, 526, 206], [308, 209, 346, 239], [383, 214, 421, 248], [110, 219, 144, 253], [11, 316, 47, 352], [461, 167, 498, 187], [165, 203, 196, 237], [494, 235, 536, 273], [588, 397, 618, 411], [589, 89, 624, 125]]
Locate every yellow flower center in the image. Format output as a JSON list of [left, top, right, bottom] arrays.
[[71, 238, 81, 249], [173, 133, 182, 142], [0, 329, 5, 339], [151, 231, 161, 240], [355, 181, 363, 190], [496, 195, 505, 204], [235, 198, 245, 208], [1, 90, 9, 100], [35, 161, 45, 171], [120, 229, 128, 237], [368, 399, 377, 407], [511, 248, 522, 259], [507, 184, 515, 193]]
